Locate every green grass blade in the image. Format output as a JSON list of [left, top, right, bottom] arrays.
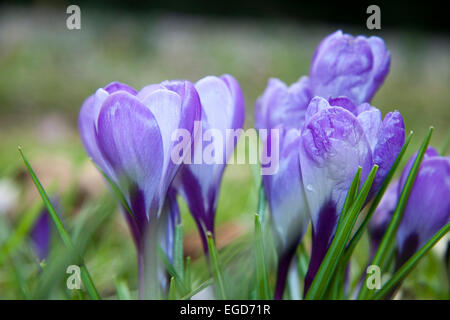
[[174, 223, 184, 280], [9, 255, 30, 299], [254, 213, 270, 299], [305, 165, 378, 300], [257, 181, 267, 224], [336, 167, 362, 231], [343, 131, 413, 265], [358, 127, 433, 299], [206, 232, 227, 299], [157, 246, 188, 293], [168, 276, 176, 300], [184, 256, 191, 291], [96, 163, 134, 220], [296, 242, 309, 280], [372, 223, 449, 300], [180, 279, 214, 300], [18, 147, 100, 300], [114, 278, 132, 300]]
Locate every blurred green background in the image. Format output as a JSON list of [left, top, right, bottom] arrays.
[[0, 3, 448, 299]]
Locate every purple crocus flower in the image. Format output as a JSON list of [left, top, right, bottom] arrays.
[[309, 30, 390, 105], [174, 74, 245, 253], [255, 31, 391, 129], [299, 97, 404, 294], [263, 127, 310, 299], [396, 147, 450, 266], [31, 208, 51, 262], [79, 81, 201, 295]]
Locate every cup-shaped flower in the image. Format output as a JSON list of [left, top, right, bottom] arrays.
[[174, 74, 245, 253], [396, 147, 450, 266], [299, 97, 404, 294], [262, 127, 310, 299], [309, 30, 390, 105], [78, 81, 201, 296]]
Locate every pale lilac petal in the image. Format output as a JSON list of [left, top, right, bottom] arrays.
[[140, 89, 182, 190], [96, 92, 164, 227], [174, 75, 245, 252], [255, 77, 311, 130], [357, 107, 383, 150], [263, 128, 309, 250], [78, 89, 114, 179], [220, 74, 245, 131], [356, 102, 375, 115], [304, 96, 330, 124]]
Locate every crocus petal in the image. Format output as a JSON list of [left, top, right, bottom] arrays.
[[357, 107, 383, 150], [139, 89, 183, 192], [160, 188, 180, 264], [264, 127, 311, 299], [371, 111, 405, 193], [174, 75, 245, 252], [304, 96, 330, 123], [263, 128, 309, 250], [309, 30, 390, 105], [396, 148, 450, 265], [299, 101, 372, 293], [78, 89, 114, 178], [104, 81, 138, 95], [96, 92, 164, 230], [255, 77, 311, 130], [139, 81, 202, 196], [329, 96, 357, 115]]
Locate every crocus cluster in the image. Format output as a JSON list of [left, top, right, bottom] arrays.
[[77, 30, 446, 300], [370, 147, 450, 268], [255, 30, 404, 297], [79, 75, 244, 296]]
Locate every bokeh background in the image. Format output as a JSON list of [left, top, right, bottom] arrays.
[[0, 1, 448, 299]]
